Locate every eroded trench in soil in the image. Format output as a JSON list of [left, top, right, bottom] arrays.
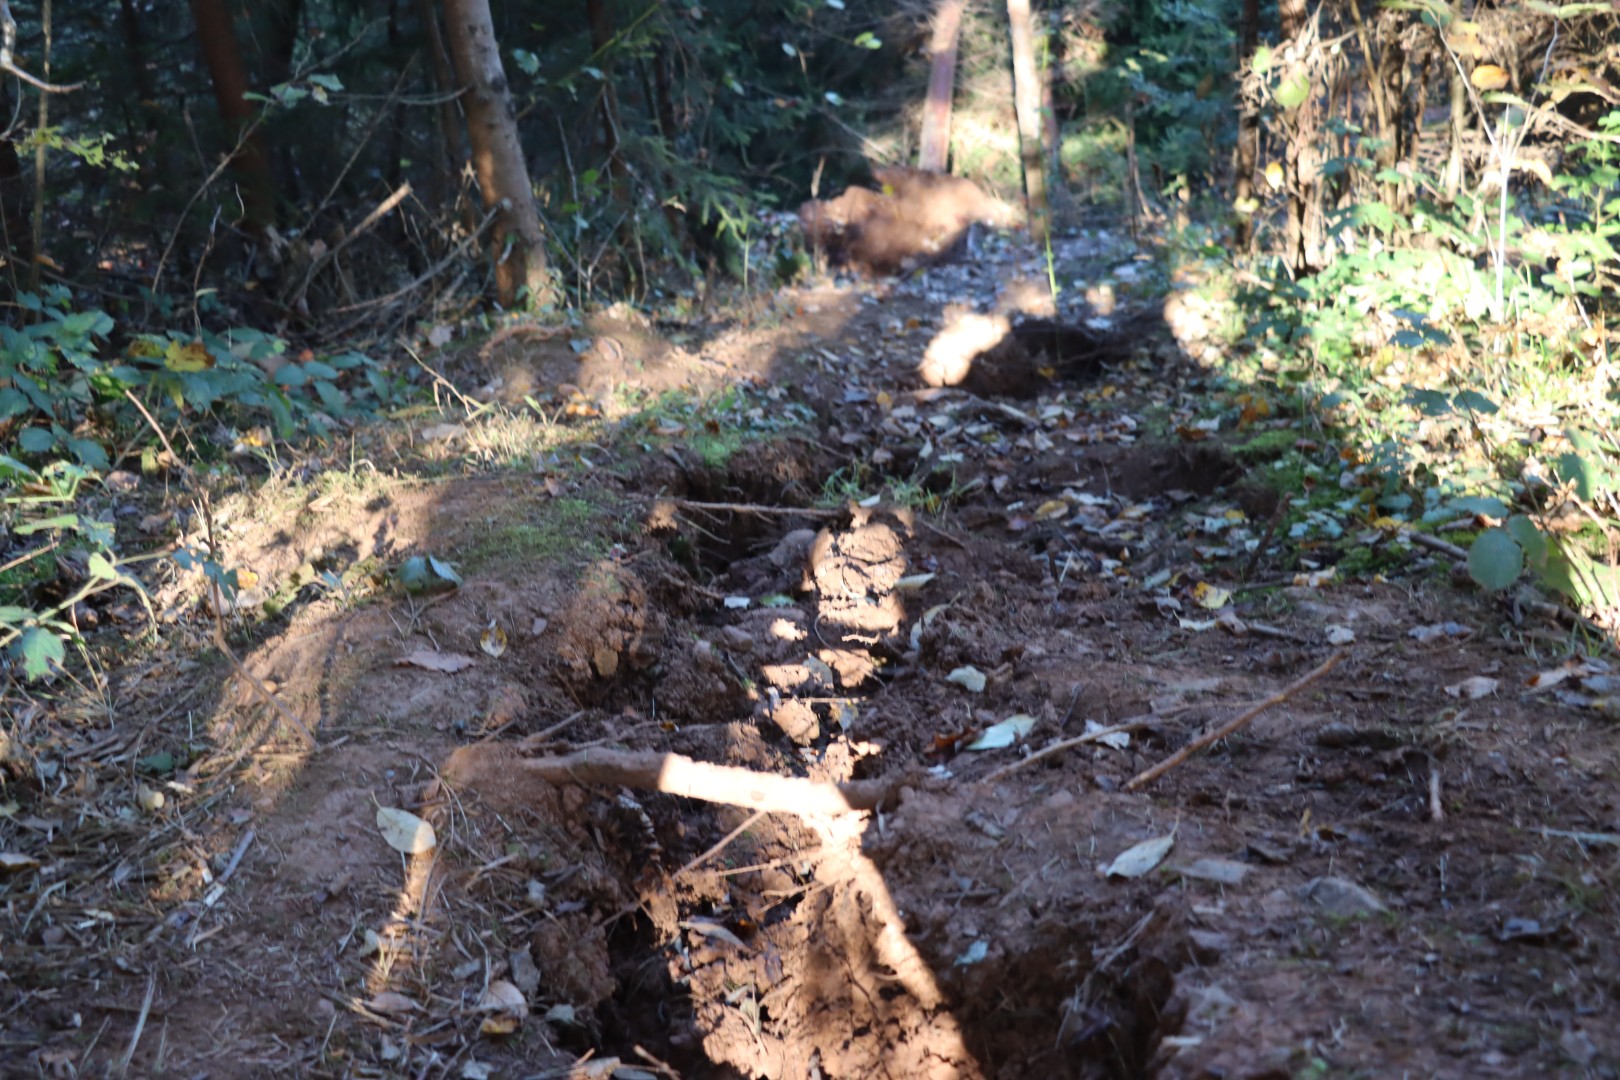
[[448, 428, 1235, 1080]]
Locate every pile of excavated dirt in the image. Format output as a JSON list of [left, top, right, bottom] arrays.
[[5, 231, 1619, 1080]]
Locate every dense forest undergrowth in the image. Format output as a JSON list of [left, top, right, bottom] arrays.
[[3, 0, 1620, 1077]]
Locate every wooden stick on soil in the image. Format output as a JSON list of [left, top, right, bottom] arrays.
[[515, 748, 894, 815], [673, 499, 840, 519], [1123, 650, 1346, 791], [980, 716, 1164, 784]]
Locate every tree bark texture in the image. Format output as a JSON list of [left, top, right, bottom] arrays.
[[1277, 0, 1321, 273], [0, 75, 29, 279], [415, 0, 467, 212], [189, 0, 278, 230], [442, 0, 556, 308], [917, 0, 964, 173], [1233, 0, 1259, 247], [1006, 0, 1048, 244]]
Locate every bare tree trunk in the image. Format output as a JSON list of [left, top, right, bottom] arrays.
[[442, 0, 556, 308], [189, 0, 278, 231], [918, 0, 964, 172], [1007, 0, 1048, 244], [0, 75, 29, 288], [28, 0, 50, 291], [1233, 0, 1259, 247], [416, 0, 466, 213], [1278, 0, 1319, 273]]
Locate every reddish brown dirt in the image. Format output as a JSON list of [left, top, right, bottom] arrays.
[[5, 236, 1620, 1080]]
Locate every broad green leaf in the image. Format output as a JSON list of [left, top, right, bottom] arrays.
[[1408, 389, 1453, 416], [17, 427, 55, 453], [12, 626, 65, 679], [1467, 528, 1522, 591], [1275, 70, 1311, 110], [1453, 390, 1498, 415], [1448, 496, 1510, 518], [1554, 452, 1604, 500], [87, 552, 119, 581], [1505, 515, 1548, 570]]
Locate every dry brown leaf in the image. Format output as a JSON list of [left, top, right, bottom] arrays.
[[0, 852, 40, 874], [366, 991, 420, 1015], [376, 806, 437, 855], [397, 649, 476, 674]]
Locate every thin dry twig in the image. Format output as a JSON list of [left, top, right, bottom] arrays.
[[672, 809, 768, 881], [980, 716, 1164, 784], [115, 971, 156, 1076], [328, 203, 500, 314], [1124, 650, 1346, 790], [289, 181, 413, 308], [1428, 756, 1444, 824], [0, 0, 82, 93], [672, 499, 840, 519], [511, 709, 589, 750], [1405, 529, 1468, 562]]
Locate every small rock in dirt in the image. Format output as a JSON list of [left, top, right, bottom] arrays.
[[1299, 875, 1386, 917], [1183, 983, 1241, 1027], [1313, 722, 1363, 749], [720, 625, 755, 653], [769, 528, 819, 570], [766, 698, 820, 745], [1187, 928, 1230, 962], [509, 947, 542, 997], [1176, 857, 1251, 886], [1245, 837, 1293, 864], [1560, 1028, 1598, 1066], [483, 683, 527, 730]]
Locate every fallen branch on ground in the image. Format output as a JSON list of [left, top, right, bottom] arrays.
[[516, 748, 894, 815], [1124, 650, 1345, 790]]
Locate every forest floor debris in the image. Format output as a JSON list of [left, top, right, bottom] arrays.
[[4, 228, 1620, 1079]]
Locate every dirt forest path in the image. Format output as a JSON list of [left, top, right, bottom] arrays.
[[6, 228, 1620, 1079]]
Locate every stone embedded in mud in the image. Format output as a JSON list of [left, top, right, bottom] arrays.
[[809, 523, 908, 603], [552, 563, 662, 692], [1299, 875, 1386, 917], [765, 697, 820, 745]]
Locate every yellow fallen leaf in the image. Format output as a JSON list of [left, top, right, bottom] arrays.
[[164, 339, 215, 372], [1192, 582, 1231, 610], [1471, 64, 1510, 91], [1264, 161, 1285, 191], [479, 622, 508, 659]]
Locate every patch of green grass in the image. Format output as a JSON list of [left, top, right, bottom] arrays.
[[689, 428, 749, 469], [616, 385, 810, 472], [462, 497, 602, 571], [1234, 427, 1299, 462]]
